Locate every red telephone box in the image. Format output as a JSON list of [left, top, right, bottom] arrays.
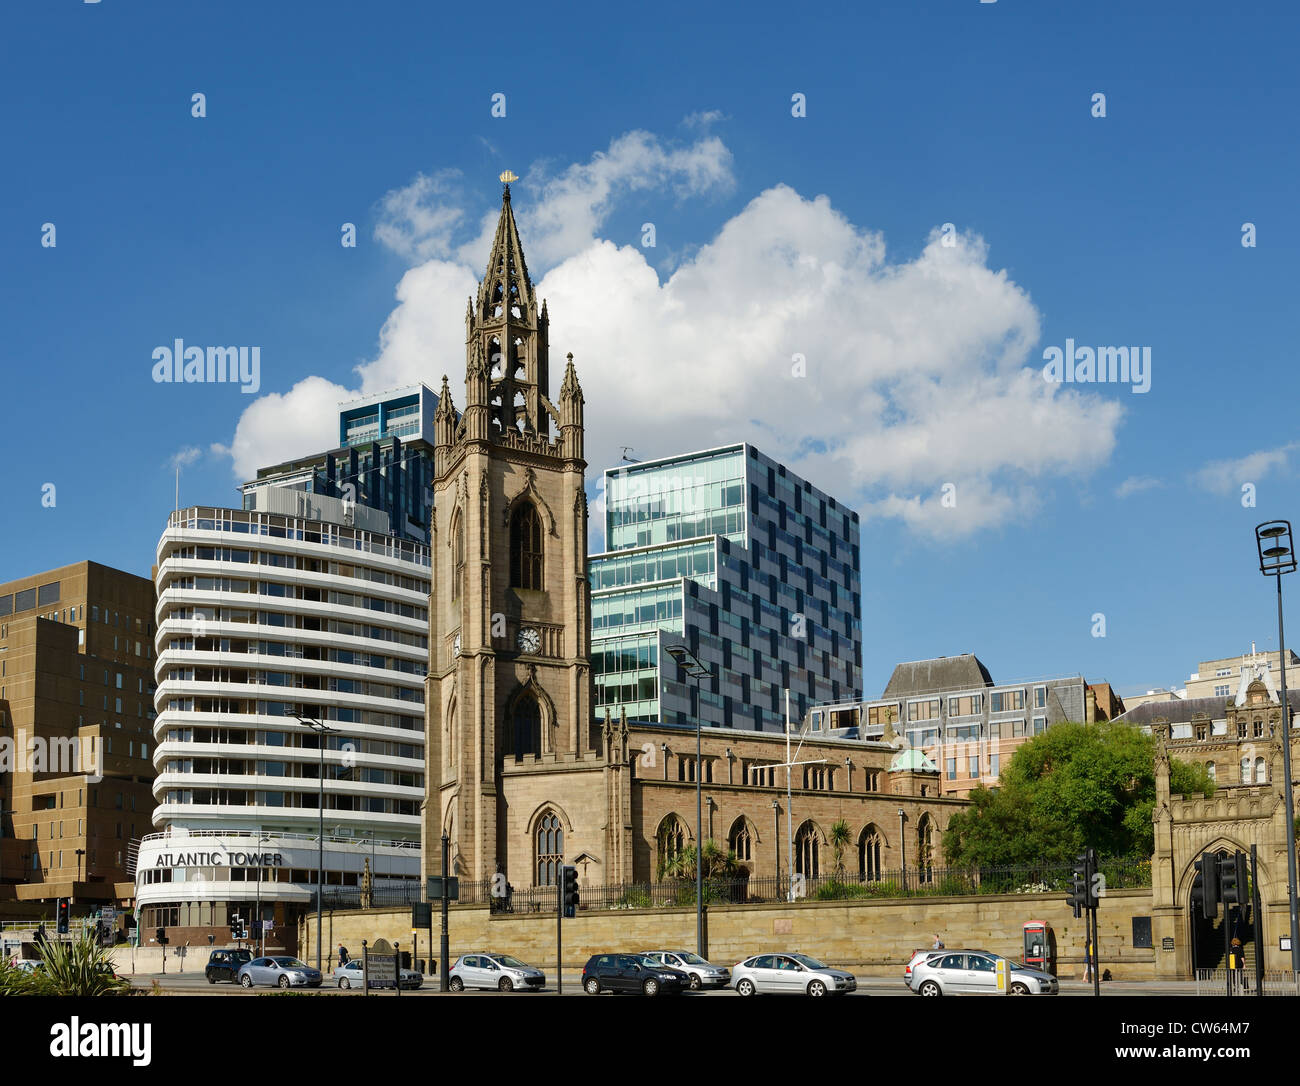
[[1023, 921, 1055, 975]]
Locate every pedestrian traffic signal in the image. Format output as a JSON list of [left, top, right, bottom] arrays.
[[155, 926, 169, 945], [1192, 852, 1220, 920], [1068, 851, 1095, 918], [561, 864, 580, 919], [1219, 850, 1248, 906], [56, 898, 70, 935]]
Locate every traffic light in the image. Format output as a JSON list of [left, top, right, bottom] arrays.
[[1219, 850, 1248, 906], [561, 865, 580, 919], [155, 926, 169, 946], [1068, 852, 1094, 918], [1192, 852, 1220, 920], [56, 898, 70, 935]]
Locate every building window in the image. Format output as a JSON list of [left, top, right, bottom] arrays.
[[452, 516, 464, 601], [1215, 684, 1231, 697], [1241, 756, 1252, 785], [989, 754, 1000, 778], [968, 755, 979, 778], [859, 826, 882, 881], [1255, 757, 1267, 784], [535, 810, 563, 887], [1034, 685, 1047, 709], [946, 758, 956, 780], [794, 822, 820, 879], [656, 815, 687, 877], [916, 817, 935, 885], [1206, 761, 1216, 782], [509, 504, 543, 590], [509, 694, 541, 758], [729, 818, 752, 862]]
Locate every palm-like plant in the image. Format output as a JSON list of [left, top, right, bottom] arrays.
[[829, 819, 851, 878], [660, 839, 743, 882], [30, 933, 130, 996]]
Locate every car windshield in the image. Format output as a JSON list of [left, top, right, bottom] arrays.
[[494, 955, 529, 969], [636, 955, 667, 967], [674, 952, 708, 965], [790, 954, 827, 969], [274, 958, 309, 969]]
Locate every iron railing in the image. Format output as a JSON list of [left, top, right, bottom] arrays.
[[1194, 967, 1298, 997], [315, 859, 1152, 913]]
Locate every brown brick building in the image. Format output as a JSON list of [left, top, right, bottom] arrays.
[[0, 561, 156, 910]]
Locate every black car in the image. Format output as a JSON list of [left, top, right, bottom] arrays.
[[581, 954, 689, 996], [205, 948, 253, 984]]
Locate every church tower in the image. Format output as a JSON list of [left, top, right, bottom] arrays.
[[423, 175, 592, 886]]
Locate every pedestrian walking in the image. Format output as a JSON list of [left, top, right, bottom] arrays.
[[338, 943, 350, 967], [931, 933, 944, 950], [1083, 937, 1093, 982]]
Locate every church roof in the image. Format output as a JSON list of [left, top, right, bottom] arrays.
[[890, 747, 939, 773], [882, 654, 994, 698]]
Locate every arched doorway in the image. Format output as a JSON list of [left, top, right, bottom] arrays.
[[1186, 848, 1256, 977]]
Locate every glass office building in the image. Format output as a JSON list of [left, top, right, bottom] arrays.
[[590, 443, 861, 732], [241, 384, 441, 544]]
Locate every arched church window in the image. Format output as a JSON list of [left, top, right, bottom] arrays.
[[510, 693, 541, 758], [795, 821, 820, 880], [859, 825, 882, 881], [535, 810, 563, 887], [728, 818, 752, 862], [510, 504, 543, 590]]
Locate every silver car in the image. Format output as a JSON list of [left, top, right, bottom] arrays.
[[908, 949, 1058, 996], [448, 952, 546, 992], [732, 953, 857, 996], [331, 959, 423, 990], [236, 956, 322, 989], [639, 950, 730, 990]]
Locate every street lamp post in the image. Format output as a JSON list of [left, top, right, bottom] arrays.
[[297, 716, 340, 974], [1256, 520, 1299, 978], [772, 799, 780, 897], [665, 644, 710, 957], [897, 808, 907, 893]]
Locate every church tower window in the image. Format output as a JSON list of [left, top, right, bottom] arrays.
[[510, 504, 543, 590]]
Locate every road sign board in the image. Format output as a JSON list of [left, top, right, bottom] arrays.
[[426, 876, 460, 900], [412, 903, 432, 927], [367, 938, 398, 988]]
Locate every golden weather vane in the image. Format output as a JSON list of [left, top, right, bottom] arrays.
[[499, 170, 518, 185]]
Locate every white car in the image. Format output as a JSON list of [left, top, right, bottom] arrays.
[[448, 953, 546, 992], [332, 958, 422, 989], [639, 950, 730, 990], [732, 953, 857, 996], [907, 949, 1058, 996]]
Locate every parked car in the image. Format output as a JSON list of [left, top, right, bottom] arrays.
[[331, 958, 423, 990], [638, 950, 730, 990], [11, 959, 43, 975], [732, 953, 857, 996], [906, 949, 1058, 996], [205, 948, 252, 984], [581, 953, 689, 996], [236, 956, 323, 989], [448, 953, 545, 992]]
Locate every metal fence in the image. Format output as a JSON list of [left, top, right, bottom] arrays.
[[317, 859, 1151, 914], [1194, 968, 1298, 997]]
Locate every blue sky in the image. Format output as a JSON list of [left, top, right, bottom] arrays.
[[2, 0, 1297, 700]]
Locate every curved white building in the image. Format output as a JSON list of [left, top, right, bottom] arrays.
[[142, 503, 429, 943]]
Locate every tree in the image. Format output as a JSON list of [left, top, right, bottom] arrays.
[[659, 839, 744, 882], [828, 819, 851, 878], [941, 721, 1214, 867]]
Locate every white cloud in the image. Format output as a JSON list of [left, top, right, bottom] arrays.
[[167, 446, 202, 470], [219, 133, 1126, 541], [373, 169, 467, 263], [1115, 475, 1162, 499], [1193, 443, 1297, 496]]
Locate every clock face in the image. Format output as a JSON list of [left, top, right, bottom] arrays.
[[517, 627, 541, 654]]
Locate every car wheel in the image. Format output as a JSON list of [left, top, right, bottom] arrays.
[[736, 978, 756, 997], [807, 980, 827, 997], [689, 973, 702, 991], [279, 975, 290, 989], [584, 977, 601, 995], [1010, 982, 1029, 995], [240, 975, 253, 988], [919, 980, 942, 997], [498, 977, 514, 992], [449, 976, 465, 992], [340, 978, 351, 990], [207, 976, 216, 985], [643, 978, 660, 996]]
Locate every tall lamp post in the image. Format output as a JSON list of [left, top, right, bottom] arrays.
[[1256, 520, 1299, 978], [297, 716, 340, 974], [665, 644, 710, 957]]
